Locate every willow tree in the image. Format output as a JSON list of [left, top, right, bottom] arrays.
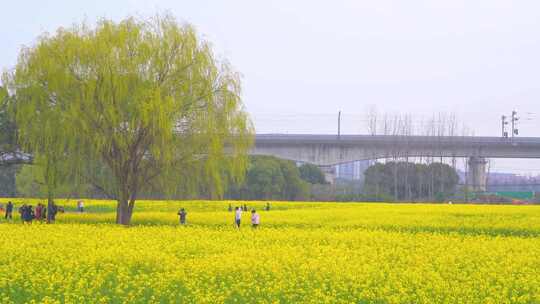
[[6, 15, 253, 224]]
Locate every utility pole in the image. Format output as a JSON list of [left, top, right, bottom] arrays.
[[501, 115, 508, 137], [511, 110, 518, 138], [338, 111, 341, 138]]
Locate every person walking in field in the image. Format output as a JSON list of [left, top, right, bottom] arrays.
[[34, 203, 43, 222], [20, 205, 26, 223], [22, 205, 34, 224], [18, 204, 26, 222], [178, 208, 187, 225], [235, 207, 242, 228], [5, 201, 13, 220], [47, 202, 58, 224], [29, 205, 35, 223], [228, 204, 233, 212], [77, 200, 85, 213], [251, 209, 260, 228], [265, 202, 270, 211]]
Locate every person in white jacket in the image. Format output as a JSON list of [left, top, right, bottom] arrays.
[[251, 209, 260, 228], [235, 207, 242, 228]]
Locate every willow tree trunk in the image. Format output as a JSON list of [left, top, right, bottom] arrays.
[[116, 198, 135, 225], [47, 192, 54, 208]]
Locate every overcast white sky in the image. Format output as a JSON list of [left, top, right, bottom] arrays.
[[1, 0, 540, 173]]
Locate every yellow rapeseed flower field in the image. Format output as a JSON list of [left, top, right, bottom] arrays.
[[0, 200, 539, 303]]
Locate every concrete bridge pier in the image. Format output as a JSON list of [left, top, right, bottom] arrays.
[[318, 165, 336, 185], [468, 157, 487, 192]]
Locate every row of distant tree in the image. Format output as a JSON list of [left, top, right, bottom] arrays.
[[2, 156, 326, 201], [225, 156, 326, 200], [2, 154, 460, 202], [364, 162, 459, 201]]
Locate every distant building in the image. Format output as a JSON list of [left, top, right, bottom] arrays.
[[335, 160, 373, 181]]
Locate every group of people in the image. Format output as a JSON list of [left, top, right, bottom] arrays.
[[234, 206, 260, 228], [1, 201, 60, 224], [4, 200, 268, 227], [178, 203, 270, 228], [228, 202, 271, 212]]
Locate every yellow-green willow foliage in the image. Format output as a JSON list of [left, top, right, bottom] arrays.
[[6, 15, 253, 224]]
